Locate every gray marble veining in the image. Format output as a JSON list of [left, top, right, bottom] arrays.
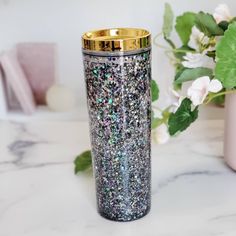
[[0, 120, 236, 236]]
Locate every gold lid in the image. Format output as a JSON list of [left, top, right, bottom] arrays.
[[82, 28, 151, 52]]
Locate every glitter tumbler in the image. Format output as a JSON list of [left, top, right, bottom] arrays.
[[82, 28, 151, 222]]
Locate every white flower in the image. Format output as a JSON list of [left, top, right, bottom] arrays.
[[213, 4, 232, 23], [187, 76, 223, 106], [182, 52, 215, 69], [153, 124, 170, 144], [169, 89, 182, 113], [188, 26, 210, 51]]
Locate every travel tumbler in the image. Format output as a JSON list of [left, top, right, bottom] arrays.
[[82, 28, 151, 221]]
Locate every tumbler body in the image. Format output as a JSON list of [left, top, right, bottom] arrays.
[[82, 28, 151, 221]]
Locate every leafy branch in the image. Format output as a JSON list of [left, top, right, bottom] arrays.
[[74, 3, 236, 174]]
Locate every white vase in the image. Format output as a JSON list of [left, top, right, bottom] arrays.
[[224, 94, 236, 170]]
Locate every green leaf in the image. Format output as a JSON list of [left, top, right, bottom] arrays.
[[174, 67, 213, 85], [151, 117, 162, 129], [173, 66, 185, 90], [195, 12, 224, 37], [174, 83, 182, 90], [175, 12, 196, 45], [231, 17, 236, 24], [74, 150, 92, 174], [168, 98, 198, 136], [174, 45, 194, 60], [162, 3, 174, 38], [151, 79, 159, 102], [151, 107, 171, 130], [211, 94, 225, 106], [215, 22, 236, 88], [218, 21, 229, 31], [174, 67, 185, 80]]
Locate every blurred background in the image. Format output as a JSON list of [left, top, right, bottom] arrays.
[[0, 0, 235, 121]]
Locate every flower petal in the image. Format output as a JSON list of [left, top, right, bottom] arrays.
[[154, 124, 170, 144], [188, 26, 201, 50], [213, 4, 232, 23], [168, 88, 182, 113], [187, 88, 208, 106], [187, 76, 210, 106], [190, 76, 210, 90], [188, 26, 210, 51], [182, 53, 215, 69], [208, 79, 223, 93]]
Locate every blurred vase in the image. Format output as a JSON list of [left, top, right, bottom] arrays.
[[224, 94, 236, 170], [82, 28, 151, 221]]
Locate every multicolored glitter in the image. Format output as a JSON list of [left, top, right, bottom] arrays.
[[83, 48, 151, 222]]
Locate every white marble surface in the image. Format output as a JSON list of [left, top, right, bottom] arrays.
[[1, 120, 236, 236]]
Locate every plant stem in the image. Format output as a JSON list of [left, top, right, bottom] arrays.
[[171, 48, 194, 53], [164, 37, 176, 49], [153, 33, 194, 55], [153, 33, 176, 50], [204, 90, 236, 105], [153, 33, 170, 50]]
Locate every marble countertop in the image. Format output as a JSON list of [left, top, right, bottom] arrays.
[[1, 120, 236, 236]]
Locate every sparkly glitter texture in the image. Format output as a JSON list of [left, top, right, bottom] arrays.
[[83, 48, 151, 222]]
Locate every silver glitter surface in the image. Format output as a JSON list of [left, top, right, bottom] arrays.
[[83, 49, 151, 222]]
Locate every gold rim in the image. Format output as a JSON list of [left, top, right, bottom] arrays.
[[82, 28, 151, 52]]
